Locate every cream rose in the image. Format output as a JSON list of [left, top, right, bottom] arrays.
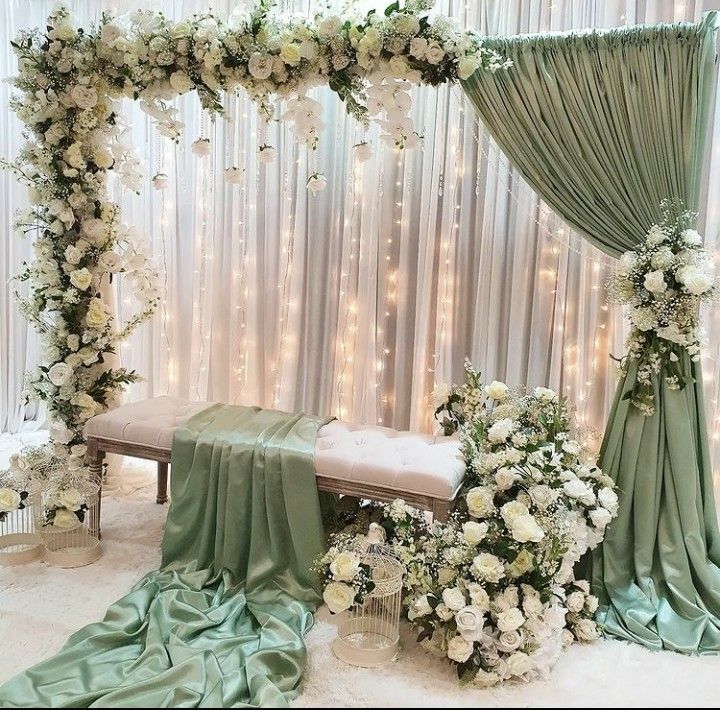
[[465, 486, 495, 519], [455, 605, 485, 642], [497, 629, 523, 652], [487, 418, 514, 443], [681, 228, 703, 246], [496, 607, 525, 632], [462, 521, 489, 545], [457, 56, 480, 80], [533, 386, 557, 402], [522, 594, 544, 618], [48, 362, 72, 387], [329, 550, 361, 582], [69, 267, 92, 291], [589, 507, 613, 529], [53, 507, 80, 529], [683, 270, 713, 295], [169, 70, 194, 94], [64, 245, 82, 265], [507, 651, 533, 677], [471, 553, 505, 584], [643, 269, 667, 293], [0, 487, 22, 513], [441, 586, 466, 612], [248, 52, 273, 80], [467, 583, 490, 610], [485, 380, 508, 400], [86, 299, 110, 329], [70, 85, 98, 110], [565, 591, 585, 613], [573, 618, 599, 641], [598, 487, 618, 514], [446, 635, 474, 663], [57, 487, 83, 511], [434, 602, 454, 621], [98, 251, 121, 273], [511, 514, 545, 543], [323, 581, 355, 614], [408, 594, 433, 620], [279, 43, 301, 65]]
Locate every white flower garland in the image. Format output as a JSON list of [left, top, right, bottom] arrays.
[[2, 1, 509, 493], [607, 201, 717, 415]]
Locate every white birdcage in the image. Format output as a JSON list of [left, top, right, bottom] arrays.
[[41, 481, 101, 568], [332, 544, 404, 667], [0, 494, 42, 566]]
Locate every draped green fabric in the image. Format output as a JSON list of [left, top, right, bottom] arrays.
[[0, 405, 329, 707], [462, 14, 720, 652]]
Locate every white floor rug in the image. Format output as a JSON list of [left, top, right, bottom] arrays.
[[0, 434, 717, 707]]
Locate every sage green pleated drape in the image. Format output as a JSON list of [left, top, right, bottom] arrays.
[[462, 14, 720, 652], [0, 405, 330, 707]]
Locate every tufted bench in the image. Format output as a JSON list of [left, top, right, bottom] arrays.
[[84, 397, 465, 535]]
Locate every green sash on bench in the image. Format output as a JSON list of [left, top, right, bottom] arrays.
[[0, 405, 329, 707]]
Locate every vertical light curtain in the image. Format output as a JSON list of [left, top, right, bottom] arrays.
[[462, 14, 720, 651]]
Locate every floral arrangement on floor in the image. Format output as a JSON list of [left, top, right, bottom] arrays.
[[607, 201, 716, 415], [2, 1, 509, 494], [318, 363, 617, 686], [314, 532, 378, 614], [0, 445, 93, 530]]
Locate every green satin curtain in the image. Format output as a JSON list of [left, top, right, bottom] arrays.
[[0, 405, 329, 707], [462, 14, 720, 652]]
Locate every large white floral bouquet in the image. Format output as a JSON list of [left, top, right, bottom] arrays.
[[376, 363, 617, 685], [607, 201, 716, 415]]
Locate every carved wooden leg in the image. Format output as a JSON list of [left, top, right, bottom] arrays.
[[87, 438, 104, 540], [432, 499, 451, 523], [157, 462, 169, 504]]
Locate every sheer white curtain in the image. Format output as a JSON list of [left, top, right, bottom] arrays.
[[1, 1, 719, 481]]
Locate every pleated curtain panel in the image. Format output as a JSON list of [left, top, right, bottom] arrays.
[[462, 13, 720, 652]]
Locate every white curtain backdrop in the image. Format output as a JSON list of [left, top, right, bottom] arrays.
[[2, 1, 719, 487]]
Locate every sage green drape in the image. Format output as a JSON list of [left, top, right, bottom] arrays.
[[0, 405, 329, 707], [463, 14, 720, 652]]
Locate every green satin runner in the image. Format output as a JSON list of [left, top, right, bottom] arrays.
[[0, 405, 329, 707]]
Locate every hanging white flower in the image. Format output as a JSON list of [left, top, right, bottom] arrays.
[[306, 172, 327, 194], [353, 141, 374, 163], [258, 144, 277, 163], [191, 138, 211, 157], [223, 167, 242, 184], [151, 173, 169, 190]]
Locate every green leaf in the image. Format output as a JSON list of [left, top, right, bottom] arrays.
[[384, 2, 400, 17]]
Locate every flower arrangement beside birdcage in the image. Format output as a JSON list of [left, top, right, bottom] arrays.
[[314, 533, 377, 615], [0, 454, 41, 565]]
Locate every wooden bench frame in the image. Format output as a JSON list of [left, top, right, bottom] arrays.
[[86, 435, 455, 536]]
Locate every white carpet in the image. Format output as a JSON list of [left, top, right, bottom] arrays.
[[1, 434, 718, 707]]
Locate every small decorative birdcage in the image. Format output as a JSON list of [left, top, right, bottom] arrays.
[[332, 545, 404, 667], [41, 481, 101, 568], [0, 493, 42, 566]]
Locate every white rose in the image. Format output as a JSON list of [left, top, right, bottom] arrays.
[[431, 382, 451, 407], [585, 595, 599, 613], [485, 380, 508, 400], [646, 225, 667, 245], [511, 514, 545, 543], [467, 583, 490, 610], [57, 487, 83, 511], [93, 148, 113, 170], [494, 467, 517, 491], [465, 486, 495, 519], [471, 553, 505, 584], [522, 594, 544, 617], [81, 218, 107, 244], [69, 268, 93, 291], [279, 43, 302, 66], [619, 250, 638, 273], [408, 594, 433, 620], [566, 591, 585, 613], [50, 21, 75, 42], [307, 173, 327, 193], [388, 55, 409, 78], [643, 269, 667, 293], [598, 487, 618, 514], [442, 586, 467, 612], [533, 386, 558, 402], [70, 85, 98, 110], [318, 16, 342, 38], [329, 550, 361, 582], [437, 566, 456, 586], [98, 251, 121, 273], [455, 606, 485, 642], [0, 487, 22, 513], [507, 651, 533, 677], [544, 604, 567, 629], [248, 52, 274, 80], [501, 500, 529, 526], [683, 270, 713, 296], [48, 362, 72, 386], [573, 618, 600, 641], [589, 507, 613, 529], [353, 142, 374, 163], [487, 417, 514, 443], [86, 299, 110, 329], [191, 138, 211, 157], [529, 485, 557, 510], [497, 629, 523, 652], [681, 228, 703, 246], [462, 521, 489, 545], [434, 602, 454, 621], [64, 245, 82, 265], [409, 37, 428, 59], [446, 635, 474, 663], [53, 507, 80, 529], [457, 56, 480, 80], [169, 70, 194, 94], [323, 581, 355, 614], [496, 607, 525, 632], [394, 14, 420, 35], [425, 42, 445, 64], [563, 478, 592, 499]]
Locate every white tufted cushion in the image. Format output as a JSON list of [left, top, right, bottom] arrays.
[[314, 420, 465, 499], [84, 396, 213, 450], [85, 398, 465, 500]]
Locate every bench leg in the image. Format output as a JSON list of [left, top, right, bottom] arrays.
[[432, 499, 451, 523], [87, 441, 104, 540], [157, 462, 169, 504]]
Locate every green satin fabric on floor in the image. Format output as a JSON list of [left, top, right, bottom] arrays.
[[591, 356, 720, 653], [0, 405, 329, 707]]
